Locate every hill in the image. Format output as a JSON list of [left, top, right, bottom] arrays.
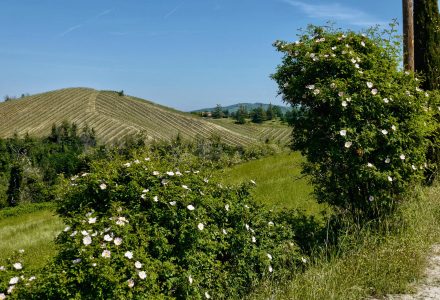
[[191, 103, 291, 114], [0, 88, 291, 145]]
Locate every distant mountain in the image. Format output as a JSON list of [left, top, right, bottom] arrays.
[[0, 88, 292, 145], [191, 103, 291, 114]]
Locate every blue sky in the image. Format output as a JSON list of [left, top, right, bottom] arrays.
[[0, 0, 405, 110]]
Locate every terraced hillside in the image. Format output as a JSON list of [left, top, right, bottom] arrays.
[[0, 88, 291, 145]]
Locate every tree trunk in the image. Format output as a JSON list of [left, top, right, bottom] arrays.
[[403, 0, 415, 71]]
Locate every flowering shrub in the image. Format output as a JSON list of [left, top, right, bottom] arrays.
[[272, 24, 432, 219], [0, 250, 36, 299], [11, 153, 303, 299]]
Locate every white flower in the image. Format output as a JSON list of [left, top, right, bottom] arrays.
[[9, 277, 19, 285], [250, 179, 256, 185], [268, 265, 273, 273], [371, 89, 378, 95], [222, 229, 227, 235], [385, 158, 391, 164], [141, 194, 147, 199], [88, 217, 97, 224], [340, 130, 347, 136], [267, 253, 273, 260], [342, 101, 348, 107], [400, 154, 406, 160], [369, 196, 374, 201], [64, 226, 71, 232], [92, 263, 97, 267], [144, 157, 150, 161], [205, 291, 211, 299], [367, 163, 374, 168], [125, 251, 133, 259], [381, 129, 388, 135], [189, 275, 193, 284], [391, 125, 396, 131], [405, 91, 411, 96], [176, 171, 182, 176], [338, 91, 344, 97], [28, 276, 36, 281], [72, 258, 82, 264], [7, 286, 14, 294], [135, 261, 142, 269], [153, 196, 159, 202], [344, 141, 352, 148], [203, 178, 209, 183], [182, 185, 189, 190], [83, 236, 92, 246], [127, 279, 135, 288], [114, 237, 122, 246], [331, 46, 337, 50], [245, 224, 250, 231], [313, 89, 320, 95], [225, 204, 230, 211], [81, 230, 89, 236], [354, 63, 360, 68], [412, 165, 417, 170], [142, 189, 149, 193], [102, 250, 111, 258], [268, 221, 274, 226], [134, 159, 140, 164], [383, 98, 389, 103], [123, 162, 131, 167], [187, 205, 195, 211], [367, 82, 373, 88], [104, 234, 113, 242], [252, 236, 256, 243], [361, 41, 366, 47], [166, 171, 174, 176], [301, 257, 308, 263], [306, 84, 315, 90], [70, 230, 77, 237], [13, 263, 22, 270], [0, 266, 5, 271], [198, 223, 204, 231], [138, 271, 147, 279], [0, 293, 5, 300], [99, 183, 107, 190], [388, 176, 393, 182], [330, 83, 336, 88], [351, 58, 356, 64]]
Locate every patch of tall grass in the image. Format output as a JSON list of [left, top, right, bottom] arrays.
[[0, 206, 63, 270], [220, 151, 323, 214], [249, 184, 440, 299]]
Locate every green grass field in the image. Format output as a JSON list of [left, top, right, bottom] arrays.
[[0, 206, 63, 270], [220, 151, 323, 214]]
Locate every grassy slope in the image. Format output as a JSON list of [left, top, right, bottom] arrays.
[[220, 151, 321, 214], [0, 88, 292, 146], [249, 185, 440, 299], [0, 206, 63, 270]]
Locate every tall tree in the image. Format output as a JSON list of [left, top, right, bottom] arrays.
[[212, 104, 224, 119], [414, 0, 440, 90], [403, 0, 415, 71]]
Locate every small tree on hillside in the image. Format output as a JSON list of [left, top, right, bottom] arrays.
[[6, 164, 23, 206], [212, 104, 224, 119], [234, 105, 247, 124], [251, 105, 266, 123], [414, 0, 440, 90], [266, 103, 275, 120]]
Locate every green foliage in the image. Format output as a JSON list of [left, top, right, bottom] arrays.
[[0, 122, 98, 207], [14, 153, 303, 299], [251, 106, 266, 124], [234, 105, 248, 124], [212, 104, 224, 119], [414, 0, 440, 90], [272, 24, 432, 220]]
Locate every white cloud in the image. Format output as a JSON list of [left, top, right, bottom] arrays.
[[283, 0, 386, 27]]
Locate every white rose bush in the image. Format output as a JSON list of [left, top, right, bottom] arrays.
[[272, 23, 433, 220], [5, 152, 304, 299]]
